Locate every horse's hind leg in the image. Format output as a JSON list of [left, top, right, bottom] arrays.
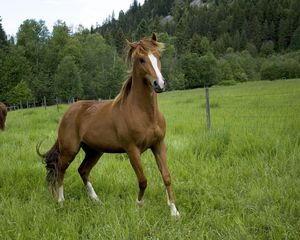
[[78, 146, 103, 202], [56, 151, 78, 202]]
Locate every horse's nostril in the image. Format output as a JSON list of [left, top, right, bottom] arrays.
[[153, 81, 158, 87]]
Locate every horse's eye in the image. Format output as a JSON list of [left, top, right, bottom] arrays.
[[139, 58, 145, 64]]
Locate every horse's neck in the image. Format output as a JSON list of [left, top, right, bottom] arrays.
[[128, 73, 158, 120]]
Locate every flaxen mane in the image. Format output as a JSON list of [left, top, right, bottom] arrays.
[[114, 76, 133, 104]]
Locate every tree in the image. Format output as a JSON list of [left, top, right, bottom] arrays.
[[135, 19, 149, 40], [174, 10, 189, 54], [0, 17, 8, 51], [246, 42, 258, 57], [278, 18, 290, 51], [181, 53, 201, 88], [189, 35, 211, 56], [181, 53, 219, 88], [6, 80, 34, 104], [0, 45, 32, 102], [290, 26, 300, 50], [251, 16, 262, 50], [114, 27, 126, 55], [197, 53, 219, 86], [218, 59, 234, 81], [16, 19, 49, 71], [232, 31, 241, 51], [261, 40, 275, 56], [54, 56, 83, 101]]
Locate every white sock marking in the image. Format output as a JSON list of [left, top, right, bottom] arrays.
[[86, 181, 100, 202], [136, 198, 144, 206], [166, 190, 180, 218], [148, 53, 165, 89], [58, 185, 65, 203], [169, 203, 180, 218]]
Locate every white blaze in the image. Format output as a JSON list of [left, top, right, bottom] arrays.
[[148, 53, 165, 89]]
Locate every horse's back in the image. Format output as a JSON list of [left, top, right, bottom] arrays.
[[58, 100, 124, 152]]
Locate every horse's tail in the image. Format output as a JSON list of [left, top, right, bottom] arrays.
[[36, 140, 60, 193]]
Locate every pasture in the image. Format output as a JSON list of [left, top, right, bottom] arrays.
[[0, 79, 300, 239]]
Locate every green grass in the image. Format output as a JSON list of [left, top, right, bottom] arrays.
[[1, 79, 300, 239]]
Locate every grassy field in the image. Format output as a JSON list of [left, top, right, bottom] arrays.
[[0, 79, 300, 239]]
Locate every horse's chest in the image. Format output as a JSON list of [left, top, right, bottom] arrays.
[[133, 124, 164, 148]]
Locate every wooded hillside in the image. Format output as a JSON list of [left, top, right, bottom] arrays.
[[1, 0, 300, 104]]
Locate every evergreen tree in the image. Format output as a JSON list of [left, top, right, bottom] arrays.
[[232, 31, 241, 52], [278, 18, 290, 51], [0, 17, 8, 51], [251, 16, 262, 50], [114, 27, 126, 55], [135, 19, 149, 40], [261, 40, 275, 56], [6, 80, 34, 104], [289, 26, 300, 50], [174, 10, 189, 54]]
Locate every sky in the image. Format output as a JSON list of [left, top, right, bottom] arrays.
[[1, 0, 145, 36]]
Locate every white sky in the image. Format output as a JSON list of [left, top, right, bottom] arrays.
[[1, 0, 145, 36]]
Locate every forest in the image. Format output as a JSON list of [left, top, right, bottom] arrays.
[[1, 0, 300, 104]]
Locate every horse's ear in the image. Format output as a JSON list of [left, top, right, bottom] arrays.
[[151, 32, 157, 42], [126, 39, 137, 48]]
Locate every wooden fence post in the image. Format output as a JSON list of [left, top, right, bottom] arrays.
[[205, 86, 211, 130]]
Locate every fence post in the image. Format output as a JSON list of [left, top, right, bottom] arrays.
[[43, 96, 47, 110], [205, 86, 211, 130]]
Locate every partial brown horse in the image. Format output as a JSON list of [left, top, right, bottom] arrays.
[[37, 33, 179, 217], [0, 102, 7, 131]]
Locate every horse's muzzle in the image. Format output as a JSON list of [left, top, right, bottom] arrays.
[[153, 80, 165, 93]]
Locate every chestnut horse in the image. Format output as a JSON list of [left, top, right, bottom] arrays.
[[0, 102, 7, 131], [37, 33, 179, 217]]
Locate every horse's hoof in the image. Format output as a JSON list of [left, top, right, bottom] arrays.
[[169, 203, 180, 219], [171, 210, 180, 219], [136, 198, 144, 206]]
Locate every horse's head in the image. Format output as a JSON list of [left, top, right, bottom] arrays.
[[127, 33, 165, 93]]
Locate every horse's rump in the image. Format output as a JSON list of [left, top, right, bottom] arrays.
[[0, 102, 7, 130]]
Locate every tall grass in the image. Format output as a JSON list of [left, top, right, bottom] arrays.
[[0, 79, 299, 239]]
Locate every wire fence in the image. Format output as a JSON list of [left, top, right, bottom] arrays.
[[6, 96, 92, 112], [5, 86, 300, 132]]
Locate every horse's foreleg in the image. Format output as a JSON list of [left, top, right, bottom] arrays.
[[78, 151, 103, 202], [152, 141, 180, 218], [127, 147, 147, 205]]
